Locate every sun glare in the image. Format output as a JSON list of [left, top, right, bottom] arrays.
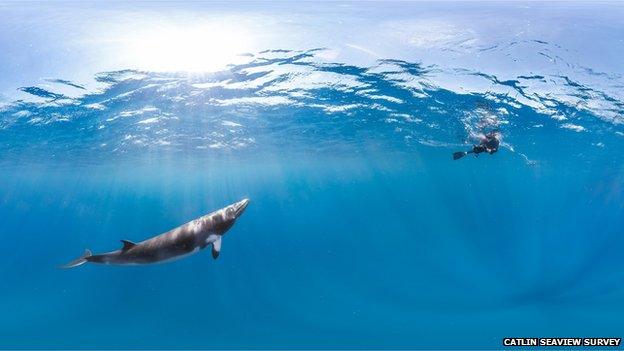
[[123, 23, 252, 72]]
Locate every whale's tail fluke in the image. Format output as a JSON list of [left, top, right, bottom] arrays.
[[61, 249, 92, 269]]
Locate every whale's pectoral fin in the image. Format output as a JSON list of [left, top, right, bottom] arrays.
[[211, 237, 222, 259], [60, 249, 92, 269], [120, 240, 137, 252]]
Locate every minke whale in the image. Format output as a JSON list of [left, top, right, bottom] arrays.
[[62, 198, 249, 268]]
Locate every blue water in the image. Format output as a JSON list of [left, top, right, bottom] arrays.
[[1, 47, 624, 348]]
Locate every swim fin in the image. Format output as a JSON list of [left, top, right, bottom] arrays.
[[60, 249, 92, 268], [453, 151, 467, 160]]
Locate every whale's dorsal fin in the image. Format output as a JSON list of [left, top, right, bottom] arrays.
[[211, 237, 222, 259], [120, 240, 137, 252]]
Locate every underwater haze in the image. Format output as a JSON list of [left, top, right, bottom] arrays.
[[1, 1, 623, 349]]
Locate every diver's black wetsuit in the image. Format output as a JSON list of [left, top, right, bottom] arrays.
[[452, 132, 500, 160], [472, 133, 500, 155]]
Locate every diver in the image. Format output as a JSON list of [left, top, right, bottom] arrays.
[[453, 131, 500, 160]]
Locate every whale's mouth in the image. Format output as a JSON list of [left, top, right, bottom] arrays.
[[233, 198, 250, 218]]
